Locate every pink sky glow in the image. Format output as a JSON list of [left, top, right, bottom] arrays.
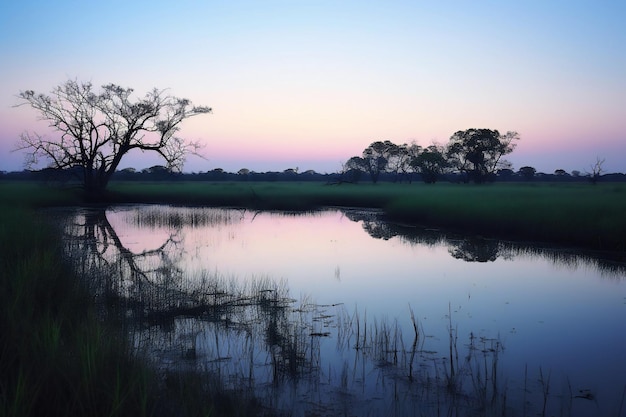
[[1, 1, 624, 175]]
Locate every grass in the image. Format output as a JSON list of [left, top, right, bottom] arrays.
[[0, 200, 162, 416], [5, 180, 625, 254], [106, 181, 626, 253], [0, 182, 266, 417], [384, 183, 626, 252]]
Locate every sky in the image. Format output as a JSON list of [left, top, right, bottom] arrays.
[[1, 0, 625, 174]]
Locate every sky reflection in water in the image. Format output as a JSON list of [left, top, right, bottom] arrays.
[[103, 206, 626, 414]]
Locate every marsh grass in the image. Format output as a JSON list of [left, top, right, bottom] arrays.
[[0, 203, 161, 417], [105, 181, 626, 253], [384, 183, 626, 251], [0, 191, 266, 417], [3, 180, 626, 252]]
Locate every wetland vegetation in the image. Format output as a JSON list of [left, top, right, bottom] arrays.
[[104, 180, 626, 253], [1, 180, 626, 417]]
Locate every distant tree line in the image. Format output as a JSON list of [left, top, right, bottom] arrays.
[[4, 163, 625, 184], [340, 128, 519, 184], [337, 131, 624, 185]]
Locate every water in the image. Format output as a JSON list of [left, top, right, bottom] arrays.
[[57, 205, 626, 416]]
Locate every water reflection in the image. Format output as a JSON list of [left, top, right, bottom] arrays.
[[54, 206, 626, 417], [346, 209, 626, 273]]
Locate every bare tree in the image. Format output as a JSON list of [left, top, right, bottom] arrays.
[[586, 157, 605, 185], [15, 79, 211, 196]]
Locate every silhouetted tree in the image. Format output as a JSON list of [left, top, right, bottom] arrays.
[[385, 142, 414, 182], [518, 166, 536, 180], [586, 157, 605, 185], [15, 79, 211, 196], [497, 168, 515, 180], [402, 142, 422, 182], [412, 145, 448, 183], [446, 129, 519, 183], [362, 141, 391, 183], [554, 169, 568, 176], [341, 156, 366, 183]]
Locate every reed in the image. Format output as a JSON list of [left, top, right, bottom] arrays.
[[0, 203, 160, 416], [0, 193, 267, 417], [103, 181, 626, 252], [3, 180, 625, 252]]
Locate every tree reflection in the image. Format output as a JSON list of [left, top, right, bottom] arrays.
[[343, 208, 626, 271], [448, 238, 500, 262], [344, 209, 499, 262], [62, 208, 187, 316], [58, 208, 314, 385]]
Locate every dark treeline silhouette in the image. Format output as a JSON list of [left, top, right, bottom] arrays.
[[12, 79, 624, 194], [340, 129, 519, 184], [3, 164, 626, 184], [338, 132, 626, 184], [5, 122, 623, 185]]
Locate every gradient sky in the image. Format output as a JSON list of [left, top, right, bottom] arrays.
[[1, 1, 625, 174]]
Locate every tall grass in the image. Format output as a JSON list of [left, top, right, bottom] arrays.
[[106, 181, 626, 252], [6, 180, 625, 252], [0, 203, 161, 417], [384, 183, 626, 252], [0, 184, 265, 417], [4, 180, 626, 253]]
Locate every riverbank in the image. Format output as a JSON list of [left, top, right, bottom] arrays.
[[104, 181, 626, 254]]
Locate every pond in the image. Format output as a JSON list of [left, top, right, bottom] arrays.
[[56, 205, 626, 417]]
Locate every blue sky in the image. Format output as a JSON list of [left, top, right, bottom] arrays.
[[1, 0, 625, 174]]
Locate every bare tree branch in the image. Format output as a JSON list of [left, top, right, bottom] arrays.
[[14, 79, 211, 195]]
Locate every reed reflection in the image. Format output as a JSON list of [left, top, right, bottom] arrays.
[[57, 207, 514, 416], [55, 206, 626, 417]]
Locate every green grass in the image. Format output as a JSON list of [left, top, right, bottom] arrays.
[[106, 181, 626, 253], [0, 202, 161, 417], [384, 183, 626, 252], [0, 180, 270, 416]]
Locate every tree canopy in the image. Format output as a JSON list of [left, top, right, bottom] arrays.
[[15, 79, 211, 196], [344, 129, 519, 184], [446, 129, 519, 183], [411, 145, 448, 184]]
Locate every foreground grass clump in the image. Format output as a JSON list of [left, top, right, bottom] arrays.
[[0, 203, 160, 416], [0, 183, 263, 417], [108, 181, 626, 253]]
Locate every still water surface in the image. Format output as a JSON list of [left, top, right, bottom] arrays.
[[59, 205, 626, 416]]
